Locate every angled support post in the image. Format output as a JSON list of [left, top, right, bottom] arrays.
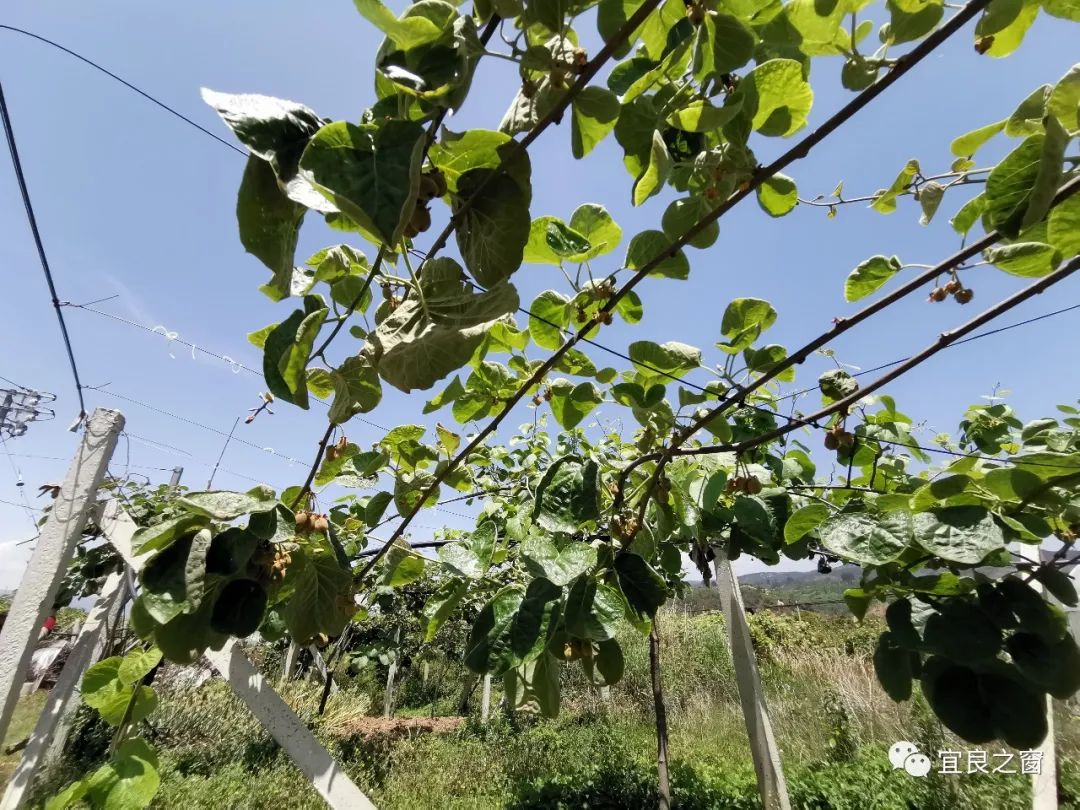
[[714, 552, 791, 810], [0, 571, 129, 810], [98, 498, 375, 810], [0, 408, 124, 743]]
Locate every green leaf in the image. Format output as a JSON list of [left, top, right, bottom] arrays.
[[549, 379, 603, 430], [368, 299, 493, 392], [117, 647, 162, 688], [382, 541, 426, 587], [1042, 0, 1080, 20], [984, 242, 1061, 277], [624, 230, 690, 280], [103, 738, 161, 809], [429, 129, 530, 195], [662, 197, 718, 249], [210, 579, 268, 636], [1007, 632, 1080, 699], [528, 290, 571, 349], [924, 602, 1002, 661], [733, 59, 814, 138], [913, 506, 1005, 564], [423, 578, 468, 641], [572, 87, 621, 159], [886, 0, 944, 44], [544, 220, 592, 258], [950, 120, 1005, 157], [874, 632, 913, 700], [921, 659, 996, 743], [756, 174, 798, 217], [979, 670, 1048, 749], [365, 491, 394, 527], [784, 503, 830, 544], [521, 537, 597, 586], [281, 535, 353, 644], [532, 456, 601, 534], [1006, 85, 1051, 136], [178, 490, 277, 521], [694, 11, 755, 80], [614, 553, 668, 618], [628, 341, 701, 384], [818, 368, 859, 401], [1048, 189, 1080, 258], [985, 129, 1067, 238], [717, 298, 777, 353], [328, 356, 382, 424], [454, 169, 532, 287], [132, 514, 209, 557], [918, 181, 946, 225], [744, 345, 795, 381], [632, 131, 672, 206], [182, 528, 212, 614], [569, 204, 623, 260], [565, 577, 624, 640], [845, 254, 903, 301], [666, 99, 742, 133], [951, 193, 987, 235], [511, 578, 563, 662], [1048, 64, 1080, 133], [464, 586, 525, 675], [978, 0, 1040, 56], [871, 159, 919, 214], [1034, 565, 1079, 607], [353, 0, 446, 50], [236, 156, 306, 302], [263, 309, 308, 407], [819, 512, 913, 565], [299, 119, 426, 246]]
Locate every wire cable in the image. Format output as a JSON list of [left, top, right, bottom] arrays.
[[0, 79, 87, 419], [0, 25, 246, 157]]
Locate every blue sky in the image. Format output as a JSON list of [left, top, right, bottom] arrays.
[[1, 2, 1077, 589]]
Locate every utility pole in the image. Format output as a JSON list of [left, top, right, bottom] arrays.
[[168, 466, 183, 488]]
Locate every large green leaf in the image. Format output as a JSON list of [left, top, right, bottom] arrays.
[[717, 298, 777, 353], [132, 514, 209, 557], [950, 120, 1006, 158], [984, 242, 1061, 277], [731, 59, 813, 137], [569, 204, 622, 260], [985, 128, 1068, 238], [819, 512, 912, 564], [1006, 632, 1080, 699], [210, 579, 268, 637], [873, 632, 913, 701], [521, 537, 597, 586], [1048, 189, 1080, 257], [783, 503, 830, 544], [511, 578, 563, 663], [844, 255, 903, 301], [614, 553, 668, 618], [300, 120, 426, 246], [353, 0, 447, 49], [628, 341, 701, 383], [913, 506, 1005, 564], [236, 156, 307, 302], [528, 290, 571, 349], [454, 169, 532, 286], [624, 230, 690, 279], [565, 577, 624, 640], [549, 379, 603, 429], [923, 602, 1002, 661], [1048, 64, 1080, 133], [179, 489, 277, 521], [572, 87, 621, 159], [887, 0, 944, 44], [662, 197, 719, 249], [328, 356, 383, 424], [423, 578, 468, 641], [694, 11, 755, 80], [632, 131, 672, 206], [464, 586, 525, 675], [532, 456, 601, 534], [756, 174, 798, 218], [281, 536, 354, 644], [921, 659, 996, 743]]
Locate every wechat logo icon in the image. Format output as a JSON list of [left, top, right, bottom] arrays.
[[889, 741, 931, 777]]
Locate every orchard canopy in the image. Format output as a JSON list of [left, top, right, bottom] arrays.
[[119, 0, 1079, 750]]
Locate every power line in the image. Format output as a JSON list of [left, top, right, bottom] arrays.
[[0, 25, 246, 158], [0, 79, 88, 421]]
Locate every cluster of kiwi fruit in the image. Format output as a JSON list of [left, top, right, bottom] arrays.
[[928, 277, 973, 304], [726, 474, 763, 495], [295, 510, 330, 534], [252, 544, 292, 585], [823, 424, 856, 451], [404, 168, 448, 239]]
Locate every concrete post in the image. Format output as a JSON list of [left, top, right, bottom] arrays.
[[481, 674, 491, 722], [715, 553, 791, 810], [0, 572, 128, 810], [0, 408, 123, 742]]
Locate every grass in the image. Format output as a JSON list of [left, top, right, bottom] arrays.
[[0, 691, 47, 785], [13, 607, 1080, 808]]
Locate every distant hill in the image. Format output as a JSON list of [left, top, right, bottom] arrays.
[[740, 565, 860, 589]]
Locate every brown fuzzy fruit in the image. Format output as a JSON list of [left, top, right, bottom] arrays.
[[824, 432, 839, 450], [837, 431, 855, 448], [745, 476, 763, 495], [429, 168, 447, 197], [410, 203, 432, 235], [295, 510, 314, 532], [943, 278, 962, 294], [954, 287, 974, 304], [312, 514, 330, 533], [418, 174, 440, 202], [929, 287, 948, 302]]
